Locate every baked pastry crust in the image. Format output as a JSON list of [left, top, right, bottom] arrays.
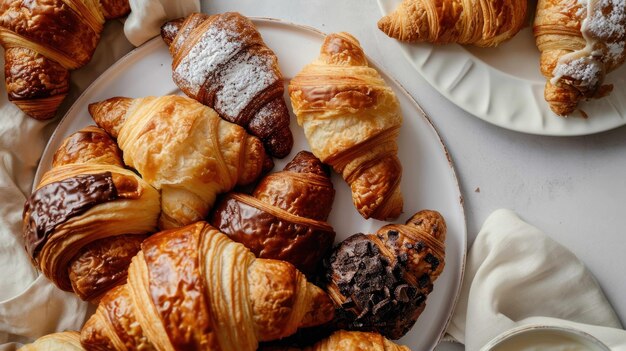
[[89, 95, 272, 229], [161, 12, 293, 158], [289, 32, 403, 221], [534, 0, 626, 116], [81, 222, 335, 351], [212, 151, 335, 276], [0, 0, 129, 119], [377, 0, 527, 46], [22, 126, 160, 302], [19, 331, 83, 351], [325, 210, 446, 339]]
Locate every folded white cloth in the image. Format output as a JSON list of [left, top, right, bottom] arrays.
[[0, 1, 197, 345], [447, 209, 626, 350], [125, 0, 200, 46]]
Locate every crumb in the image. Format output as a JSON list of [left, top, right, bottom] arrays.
[[475, 187, 480, 193]]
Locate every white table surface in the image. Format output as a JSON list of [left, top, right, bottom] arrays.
[[198, 0, 626, 349]]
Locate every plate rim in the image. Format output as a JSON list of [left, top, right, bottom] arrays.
[[34, 17, 467, 349], [375, 0, 626, 137]]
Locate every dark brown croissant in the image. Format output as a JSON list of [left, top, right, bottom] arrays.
[[211, 151, 335, 276], [0, 0, 130, 120], [325, 210, 446, 339], [160, 12, 294, 158], [81, 221, 335, 351], [22, 126, 160, 301]]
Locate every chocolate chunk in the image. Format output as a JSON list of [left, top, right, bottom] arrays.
[[327, 233, 430, 339], [425, 253, 440, 270], [23, 172, 118, 259], [418, 273, 431, 289]]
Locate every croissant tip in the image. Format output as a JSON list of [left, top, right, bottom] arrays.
[[11, 95, 66, 120], [160, 17, 185, 47]]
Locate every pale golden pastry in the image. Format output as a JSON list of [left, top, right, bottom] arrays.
[[88, 95, 273, 229], [80, 222, 335, 351], [0, 0, 130, 119], [267, 330, 412, 351], [534, 0, 625, 116], [289, 32, 403, 220], [377, 0, 527, 46], [22, 126, 160, 301], [19, 331, 83, 351], [161, 12, 294, 158]]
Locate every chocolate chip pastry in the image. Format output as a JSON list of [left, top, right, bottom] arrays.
[[325, 210, 446, 339]]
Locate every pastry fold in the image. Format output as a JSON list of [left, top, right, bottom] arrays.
[[377, 0, 527, 46], [81, 222, 335, 351], [289, 33, 403, 220], [23, 126, 160, 302], [0, 0, 129, 119], [89, 95, 272, 229], [161, 12, 294, 158], [325, 210, 446, 339], [212, 151, 335, 276], [534, 0, 625, 116]]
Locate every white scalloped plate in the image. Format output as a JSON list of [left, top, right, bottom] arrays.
[[377, 0, 626, 136], [34, 18, 466, 351]]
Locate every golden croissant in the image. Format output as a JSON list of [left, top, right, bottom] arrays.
[[19, 331, 83, 351], [0, 0, 130, 119], [22, 126, 160, 301], [89, 95, 272, 229], [289, 32, 403, 221], [377, 0, 527, 46], [80, 221, 335, 351], [325, 210, 446, 339], [161, 12, 294, 158], [534, 0, 626, 116], [211, 151, 335, 276], [262, 330, 411, 351]]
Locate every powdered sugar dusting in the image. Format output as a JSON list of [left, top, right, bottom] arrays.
[[175, 26, 243, 96], [214, 51, 279, 120], [553, 57, 603, 90], [552, 0, 625, 91]]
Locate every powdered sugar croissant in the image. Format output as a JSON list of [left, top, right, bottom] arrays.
[[89, 95, 272, 229], [378, 0, 527, 46], [22, 126, 160, 301], [289, 32, 403, 220], [81, 222, 334, 351], [161, 12, 294, 158], [534, 0, 625, 116]]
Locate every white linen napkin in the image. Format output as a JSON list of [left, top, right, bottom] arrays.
[[447, 209, 626, 350], [124, 0, 200, 46], [0, 0, 197, 345]]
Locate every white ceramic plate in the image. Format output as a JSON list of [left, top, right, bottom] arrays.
[[34, 18, 466, 351], [377, 0, 626, 136]]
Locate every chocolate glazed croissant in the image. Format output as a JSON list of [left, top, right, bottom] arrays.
[[160, 12, 294, 158], [289, 33, 403, 221], [22, 126, 160, 302], [81, 222, 335, 351], [0, 0, 130, 120], [377, 0, 527, 46], [19, 331, 83, 351], [211, 151, 335, 276], [325, 210, 446, 340], [89, 95, 273, 229], [534, 0, 626, 116]]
